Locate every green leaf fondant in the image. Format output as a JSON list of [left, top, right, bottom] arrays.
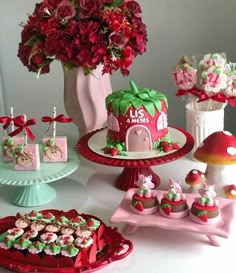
[[106, 80, 168, 117], [142, 101, 155, 117], [120, 101, 132, 115]]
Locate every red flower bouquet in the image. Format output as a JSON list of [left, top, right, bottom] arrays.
[[18, 0, 147, 76]]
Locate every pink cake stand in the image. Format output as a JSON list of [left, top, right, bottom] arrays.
[[77, 126, 194, 191], [110, 189, 236, 246]]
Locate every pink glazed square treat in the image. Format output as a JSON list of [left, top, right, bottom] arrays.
[[42, 137, 67, 162], [13, 144, 40, 171], [1, 136, 25, 162]]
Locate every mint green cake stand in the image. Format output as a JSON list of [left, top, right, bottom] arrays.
[[0, 148, 79, 207]]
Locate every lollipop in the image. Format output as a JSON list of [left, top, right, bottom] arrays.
[[172, 63, 197, 90], [225, 70, 236, 96], [200, 66, 227, 93], [199, 53, 226, 71]]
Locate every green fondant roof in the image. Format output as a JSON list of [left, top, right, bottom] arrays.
[[106, 81, 168, 117]]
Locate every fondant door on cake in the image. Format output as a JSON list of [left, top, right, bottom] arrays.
[[126, 125, 151, 151]]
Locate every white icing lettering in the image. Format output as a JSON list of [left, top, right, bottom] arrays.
[[129, 109, 144, 119]]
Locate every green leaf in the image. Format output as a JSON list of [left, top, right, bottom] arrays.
[[153, 99, 161, 112], [112, 100, 121, 116], [24, 35, 39, 46], [137, 92, 150, 100], [143, 101, 154, 117], [122, 92, 135, 101], [106, 97, 115, 109], [120, 101, 131, 115], [111, 0, 124, 7], [132, 98, 143, 109]]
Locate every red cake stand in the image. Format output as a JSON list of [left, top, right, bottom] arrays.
[[77, 126, 194, 191]]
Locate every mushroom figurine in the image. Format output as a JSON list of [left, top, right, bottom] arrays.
[[224, 184, 236, 200], [185, 169, 206, 193], [186, 131, 236, 197]]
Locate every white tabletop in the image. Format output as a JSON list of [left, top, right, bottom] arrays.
[[0, 130, 235, 273]]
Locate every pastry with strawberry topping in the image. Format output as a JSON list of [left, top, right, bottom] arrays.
[[131, 174, 159, 215], [190, 183, 221, 225], [160, 178, 189, 219]]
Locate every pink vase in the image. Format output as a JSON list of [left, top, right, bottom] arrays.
[[63, 64, 112, 139]]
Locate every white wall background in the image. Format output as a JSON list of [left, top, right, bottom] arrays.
[[0, 0, 236, 143]]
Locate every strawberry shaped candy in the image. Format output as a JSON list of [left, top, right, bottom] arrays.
[[132, 201, 144, 212], [161, 203, 171, 215], [197, 210, 208, 222]]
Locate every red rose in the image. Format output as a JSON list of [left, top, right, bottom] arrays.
[[109, 30, 128, 50], [79, 0, 102, 18], [125, 1, 142, 15], [54, 0, 76, 22]]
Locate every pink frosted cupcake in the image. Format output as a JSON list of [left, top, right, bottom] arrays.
[[40, 232, 57, 244], [30, 220, 46, 232], [57, 235, 74, 247], [74, 237, 93, 249], [15, 217, 30, 229], [45, 223, 61, 233], [7, 227, 24, 238], [22, 229, 38, 240]]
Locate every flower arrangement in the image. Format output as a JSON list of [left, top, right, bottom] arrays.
[[18, 0, 147, 76], [172, 53, 236, 111]]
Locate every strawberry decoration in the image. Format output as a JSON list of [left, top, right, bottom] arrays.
[[132, 201, 144, 212], [111, 148, 119, 156], [160, 141, 180, 153], [87, 219, 94, 227], [197, 210, 208, 222], [172, 143, 180, 149], [161, 203, 171, 215]]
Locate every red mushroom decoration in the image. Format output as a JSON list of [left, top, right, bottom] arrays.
[[185, 169, 206, 193], [189, 131, 236, 197]]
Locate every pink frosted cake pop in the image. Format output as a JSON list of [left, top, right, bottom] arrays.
[[199, 53, 226, 71], [225, 70, 236, 97], [172, 62, 197, 90], [160, 178, 189, 218], [41, 107, 72, 162], [200, 66, 227, 93]]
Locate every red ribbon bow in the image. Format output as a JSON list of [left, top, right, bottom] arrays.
[[176, 86, 203, 98], [197, 92, 227, 103], [41, 114, 72, 132], [227, 96, 236, 107], [8, 118, 36, 141], [0, 115, 24, 130], [41, 114, 72, 124]]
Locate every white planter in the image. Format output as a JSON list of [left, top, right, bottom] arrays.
[[186, 103, 225, 156]]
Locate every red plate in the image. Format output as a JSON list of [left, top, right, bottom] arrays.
[[0, 209, 133, 273]]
